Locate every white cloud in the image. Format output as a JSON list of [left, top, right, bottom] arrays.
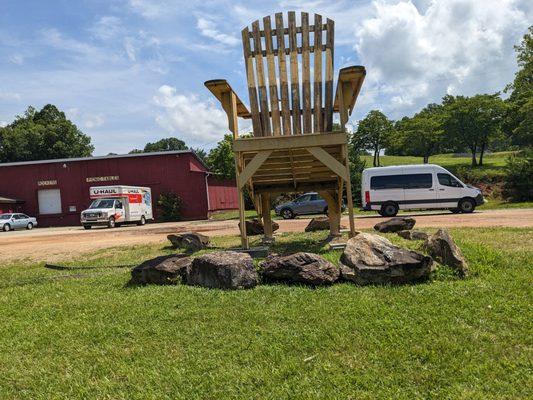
[[84, 114, 105, 128], [153, 85, 231, 144], [8, 54, 24, 65], [0, 121, 7, 127], [0, 90, 21, 101], [123, 37, 137, 61], [90, 16, 124, 40], [196, 17, 240, 46], [353, 0, 530, 117]]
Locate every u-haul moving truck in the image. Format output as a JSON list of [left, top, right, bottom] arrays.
[[80, 185, 153, 229]]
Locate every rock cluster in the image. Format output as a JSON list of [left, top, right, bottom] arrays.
[[397, 230, 429, 241], [260, 252, 339, 285], [239, 219, 280, 236], [131, 255, 191, 285]]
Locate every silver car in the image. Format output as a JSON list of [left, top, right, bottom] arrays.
[[0, 213, 38, 231], [274, 192, 329, 219]]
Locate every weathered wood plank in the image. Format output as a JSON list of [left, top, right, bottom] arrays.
[[241, 27, 262, 136], [333, 66, 366, 128], [324, 18, 334, 132], [313, 13, 323, 133], [251, 20, 271, 136], [288, 11, 301, 135], [263, 16, 281, 136], [301, 12, 312, 133], [275, 13, 291, 135], [233, 132, 347, 152]]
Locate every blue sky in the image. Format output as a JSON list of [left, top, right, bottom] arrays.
[[1, 0, 531, 155]]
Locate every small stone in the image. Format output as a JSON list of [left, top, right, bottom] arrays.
[[425, 229, 468, 277], [304, 217, 331, 232], [131, 255, 191, 285], [239, 219, 280, 236], [167, 231, 210, 251], [397, 230, 428, 241], [374, 217, 416, 233]]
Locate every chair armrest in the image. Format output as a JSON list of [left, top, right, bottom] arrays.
[[333, 66, 366, 127], [204, 80, 251, 118]]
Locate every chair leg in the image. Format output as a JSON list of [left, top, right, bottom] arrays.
[[261, 193, 273, 242], [238, 186, 249, 249]]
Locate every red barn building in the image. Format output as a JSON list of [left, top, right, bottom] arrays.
[[0, 150, 238, 227]]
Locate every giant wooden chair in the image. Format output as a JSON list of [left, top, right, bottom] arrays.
[[205, 11, 365, 248]]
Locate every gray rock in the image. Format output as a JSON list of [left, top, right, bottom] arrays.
[[425, 229, 468, 277], [239, 219, 280, 236], [260, 252, 340, 285], [167, 231, 210, 251], [374, 217, 416, 233], [304, 217, 330, 232], [187, 251, 259, 289], [397, 230, 429, 241], [339, 233, 434, 285], [131, 255, 192, 285]]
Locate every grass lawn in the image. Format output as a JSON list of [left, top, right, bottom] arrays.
[[1, 227, 532, 399]]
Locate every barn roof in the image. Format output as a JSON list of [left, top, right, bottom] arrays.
[[0, 150, 209, 171]]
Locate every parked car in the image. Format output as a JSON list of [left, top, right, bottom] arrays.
[[275, 192, 329, 219], [361, 164, 485, 217], [0, 213, 38, 231]]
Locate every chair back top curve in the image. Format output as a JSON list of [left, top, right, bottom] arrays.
[[242, 11, 335, 137]]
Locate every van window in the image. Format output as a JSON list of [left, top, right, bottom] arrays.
[[438, 173, 463, 188], [370, 173, 432, 190], [403, 173, 433, 189], [370, 175, 403, 190]]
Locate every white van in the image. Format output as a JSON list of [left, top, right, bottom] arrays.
[[80, 185, 153, 229], [361, 164, 485, 217]]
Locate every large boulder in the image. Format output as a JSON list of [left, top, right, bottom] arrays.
[[397, 230, 429, 241], [187, 251, 259, 289], [239, 219, 279, 236], [425, 229, 468, 277], [131, 255, 192, 285], [374, 217, 416, 233], [260, 252, 340, 285], [167, 232, 210, 251], [339, 233, 434, 285]]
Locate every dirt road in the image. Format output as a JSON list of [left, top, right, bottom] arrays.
[[2, 208, 532, 263]]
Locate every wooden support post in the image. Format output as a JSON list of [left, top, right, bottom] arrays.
[[319, 190, 341, 237], [343, 144, 356, 237], [260, 193, 273, 242], [237, 184, 249, 249]]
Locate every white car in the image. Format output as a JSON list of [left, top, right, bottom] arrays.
[[0, 213, 38, 231], [361, 164, 485, 217]]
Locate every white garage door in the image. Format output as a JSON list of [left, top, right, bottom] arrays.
[[38, 189, 62, 214]]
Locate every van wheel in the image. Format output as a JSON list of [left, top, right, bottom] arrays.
[[138, 216, 146, 226], [108, 217, 116, 228], [27, 222, 33, 230], [3, 224, 11, 232], [459, 198, 475, 213], [83, 225, 92, 230], [380, 202, 399, 217], [281, 208, 294, 219]]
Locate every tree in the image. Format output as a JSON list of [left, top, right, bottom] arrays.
[[354, 110, 394, 167], [442, 94, 507, 166], [504, 26, 533, 148], [206, 134, 235, 179], [191, 147, 208, 164], [0, 105, 94, 163], [392, 104, 445, 163]]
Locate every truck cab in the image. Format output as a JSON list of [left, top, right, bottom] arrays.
[[81, 198, 124, 228]]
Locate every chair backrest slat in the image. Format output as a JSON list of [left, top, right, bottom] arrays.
[[263, 16, 281, 136], [251, 21, 271, 136], [242, 27, 262, 136], [275, 12, 292, 135], [324, 18, 335, 132], [242, 12, 334, 137], [313, 13, 323, 133], [301, 12, 312, 133]]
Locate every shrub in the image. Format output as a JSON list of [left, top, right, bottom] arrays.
[[503, 150, 533, 201], [157, 192, 183, 221]]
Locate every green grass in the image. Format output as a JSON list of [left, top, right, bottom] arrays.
[[1, 227, 532, 399]]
